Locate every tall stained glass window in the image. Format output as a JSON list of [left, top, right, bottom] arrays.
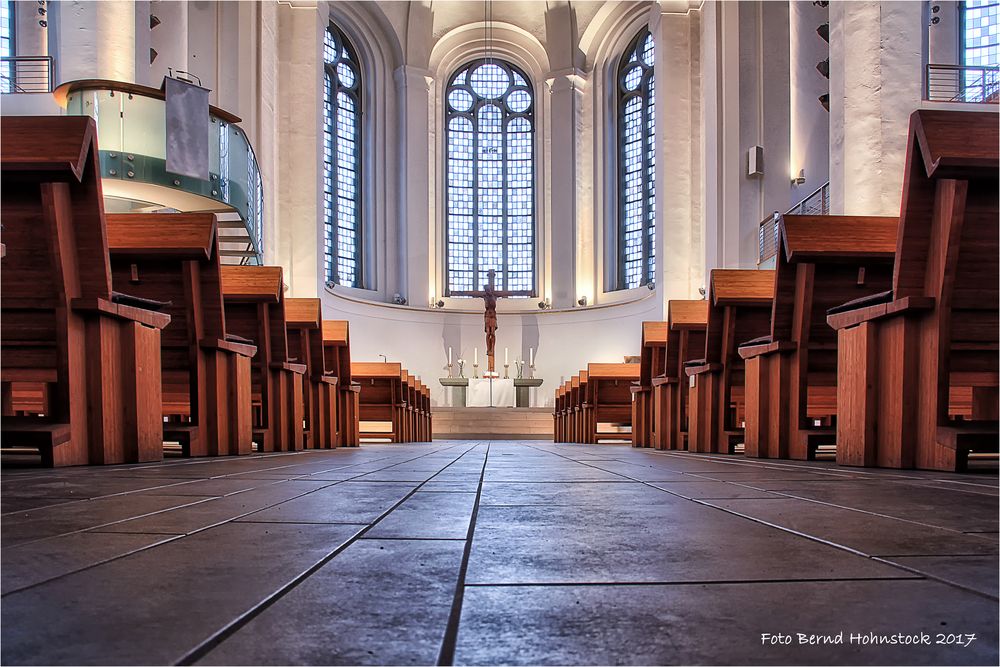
[[1, 1, 14, 94], [445, 60, 535, 295], [323, 24, 362, 287], [961, 1, 1000, 100], [617, 28, 655, 290]]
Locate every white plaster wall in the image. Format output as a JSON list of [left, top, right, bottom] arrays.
[[323, 289, 663, 408]]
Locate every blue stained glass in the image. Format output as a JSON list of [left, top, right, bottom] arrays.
[[446, 60, 535, 295], [617, 27, 656, 289], [323, 24, 362, 287], [961, 1, 1000, 101]]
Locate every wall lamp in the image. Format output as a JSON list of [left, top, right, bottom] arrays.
[[792, 169, 806, 185]]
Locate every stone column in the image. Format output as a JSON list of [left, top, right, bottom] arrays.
[[829, 1, 924, 215], [276, 1, 323, 296], [546, 70, 584, 309], [395, 65, 434, 307], [652, 3, 703, 303], [700, 0, 743, 278], [50, 0, 138, 84]]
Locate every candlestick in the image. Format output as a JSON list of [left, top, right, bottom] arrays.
[[447, 362, 454, 378], [528, 363, 535, 379], [473, 363, 479, 379], [503, 363, 509, 379]]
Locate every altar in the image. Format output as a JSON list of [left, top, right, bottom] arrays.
[[439, 377, 544, 407]]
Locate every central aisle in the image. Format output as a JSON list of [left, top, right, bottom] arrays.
[[1, 443, 997, 665]]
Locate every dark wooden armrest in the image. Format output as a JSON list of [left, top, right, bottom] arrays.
[[685, 362, 722, 376], [110, 290, 171, 311], [199, 337, 257, 357], [738, 339, 797, 360], [827, 295, 936, 330], [271, 362, 307, 374], [651, 376, 678, 387], [71, 297, 170, 329]]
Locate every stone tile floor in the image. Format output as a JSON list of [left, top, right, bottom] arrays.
[[1, 441, 997, 666]]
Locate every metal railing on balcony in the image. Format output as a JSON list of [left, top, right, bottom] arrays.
[[926, 64, 1000, 104], [56, 80, 263, 264], [758, 182, 830, 266], [0, 56, 54, 94]]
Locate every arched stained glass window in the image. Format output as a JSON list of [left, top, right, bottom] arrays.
[[961, 1, 1000, 101], [445, 59, 535, 295], [617, 28, 655, 289], [323, 24, 362, 287]]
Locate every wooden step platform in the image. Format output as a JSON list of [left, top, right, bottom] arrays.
[[432, 407, 554, 440]]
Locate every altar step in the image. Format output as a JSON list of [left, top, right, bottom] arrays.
[[432, 407, 554, 440]]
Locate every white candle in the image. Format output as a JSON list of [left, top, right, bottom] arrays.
[[448, 347, 452, 365], [474, 347, 478, 365], [529, 347, 534, 366], [505, 347, 509, 365]]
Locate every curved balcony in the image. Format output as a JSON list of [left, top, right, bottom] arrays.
[[53, 79, 263, 264]]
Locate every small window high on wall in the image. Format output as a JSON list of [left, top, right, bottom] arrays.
[[616, 28, 655, 290], [445, 59, 535, 296], [323, 24, 362, 288]]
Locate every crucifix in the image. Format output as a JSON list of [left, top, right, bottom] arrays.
[[451, 269, 532, 373]]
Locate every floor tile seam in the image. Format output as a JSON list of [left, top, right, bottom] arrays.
[[869, 556, 1000, 601], [436, 444, 491, 667], [540, 447, 999, 600], [460, 575, 928, 588], [171, 444, 489, 667], [0, 534, 184, 597], [643, 450, 920, 479], [753, 489, 995, 536], [1, 495, 221, 551], [1, 498, 81, 515], [0, 464, 418, 595]]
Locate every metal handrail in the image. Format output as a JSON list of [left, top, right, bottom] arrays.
[[758, 181, 830, 265], [925, 63, 1000, 104], [0, 56, 54, 94]]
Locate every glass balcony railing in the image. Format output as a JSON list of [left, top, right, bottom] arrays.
[[54, 79, 263, 264]]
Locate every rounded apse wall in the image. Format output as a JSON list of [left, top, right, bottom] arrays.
[[322, 288, 662, 408]]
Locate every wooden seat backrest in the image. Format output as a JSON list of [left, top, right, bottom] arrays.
[[1, 117, 110, 392], [892, 110, 999, 374], [322, 320, 353, 384], [352, 361, 402, 408], [587, 363, 640, 409], [704, 269, 774, 366], [774, 215, 898, 375], [107, 213, 227, 371], [666, 300, 709, 380], [640, 322, 668, 387], [285, 298, 329, 378], [220, 266, 292, 365]]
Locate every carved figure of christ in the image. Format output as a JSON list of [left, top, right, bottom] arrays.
[[450, 269, 532, 372]]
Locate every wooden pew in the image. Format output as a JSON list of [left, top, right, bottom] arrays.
[[738, 215, 897, 461], [685, 270, 775, 454], [554, 382, 568, 442], [220, 266, 306, 452], [402, 370, 415, 442], [353, 361, 404, 442], [106, 213, 256, 457], [652, 300, 709, 450], [826, 109, 999, 471], [286, 298, 338, 449], [569, 375, 582, 443], [585, 363, 640, 443], [323, 320, 360, 446], [0, 116, 169, 466], [632, 322, 667, 448]]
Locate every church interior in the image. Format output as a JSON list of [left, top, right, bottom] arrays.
[[0, 0, 998, 665]]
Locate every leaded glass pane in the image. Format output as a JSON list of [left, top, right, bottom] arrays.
[[0, 1, 13, 94], [962, 1, 1000, 100], [617, 27, 655, 289], [323, 24, 362, 287], [446, 60, 535, 295]]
